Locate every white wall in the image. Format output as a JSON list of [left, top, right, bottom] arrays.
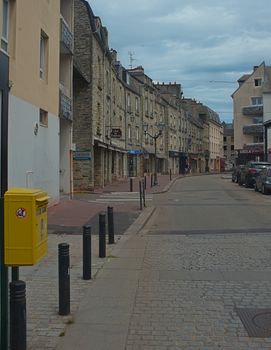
[[59, 118, 72, 194], [8, 95, 60, 205]]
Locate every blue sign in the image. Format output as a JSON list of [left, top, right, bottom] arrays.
[[128, 150, 142, 155], [73, 151, 91, 160]]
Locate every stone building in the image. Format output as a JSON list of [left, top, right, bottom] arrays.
[[73, 0, 127, 191], [222, 122, 234, 170], [155, 82, 182, 174], [73, 1, 223, 189], [128, 66, 168, 175], [115, 63, 143, 177]]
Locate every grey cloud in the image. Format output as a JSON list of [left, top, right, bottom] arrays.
[[88, 0, 271, 120]]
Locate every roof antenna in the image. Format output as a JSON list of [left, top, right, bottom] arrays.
[[128, 51, 136, 69]]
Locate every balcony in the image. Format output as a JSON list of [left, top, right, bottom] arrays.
[[60, 16, 73, 54], [59, 88, 72, 121], [242, 105, 263, 116], [243, 124, 263, 135]]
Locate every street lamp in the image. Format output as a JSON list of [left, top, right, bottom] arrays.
[[143, 122, 164, 186]]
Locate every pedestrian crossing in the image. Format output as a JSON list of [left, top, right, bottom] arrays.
[[88, 191, 153, 203]]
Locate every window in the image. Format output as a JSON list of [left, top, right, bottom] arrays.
[[98, 56, 102, 88], [253, 135, 263, 143], [253, 116, 263, 124], [39, 109, 48, 127], [40, 30, 48, 80], [145, 98, 148, 115], [251, 97, 263, 105], [254, 79, 262, 87], [223, 146, 227, 151], [136, 126, 139, 142], [231, 145, 234, 151], [1, 0, 9, 51], [135, 97, 139, 113], [127, 93, 131, 108]]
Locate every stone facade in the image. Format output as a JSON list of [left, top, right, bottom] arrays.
[[73, 0, 224, 191]]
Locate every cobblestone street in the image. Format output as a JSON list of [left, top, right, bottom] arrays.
[[126, 233, 271, 349]]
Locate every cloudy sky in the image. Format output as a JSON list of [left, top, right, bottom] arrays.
[[88, 0, 271, 123]]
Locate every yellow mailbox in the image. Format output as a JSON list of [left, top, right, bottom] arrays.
[[4, 188, 49, 266]]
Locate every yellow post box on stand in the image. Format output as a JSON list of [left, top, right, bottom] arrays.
[[4, 188, 49, 266]]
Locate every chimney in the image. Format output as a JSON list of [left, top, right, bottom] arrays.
[[253, 65, 259, 72]]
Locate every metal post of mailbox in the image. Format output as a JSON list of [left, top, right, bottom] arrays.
[[10, 280, 26, 350]]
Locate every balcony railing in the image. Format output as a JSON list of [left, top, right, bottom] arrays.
[[243, 124, 263, 135], [59, 89, 72, 121], [60, 16, 73, 54], [242, 105, 263, 116]]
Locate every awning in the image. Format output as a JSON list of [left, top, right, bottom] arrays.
[[94, 139, 127, 153]]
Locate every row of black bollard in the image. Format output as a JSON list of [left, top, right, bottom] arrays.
[[58, 207, 115, 317], [10, 206, 116, 349]]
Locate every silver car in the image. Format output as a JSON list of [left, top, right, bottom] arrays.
[[255, 166, 271, 194]]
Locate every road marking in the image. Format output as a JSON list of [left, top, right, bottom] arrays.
[[88, 192, 153, 203]]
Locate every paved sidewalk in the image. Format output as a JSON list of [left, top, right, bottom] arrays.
[[48, 174, 177, 230], [21, 174, 178, 350]]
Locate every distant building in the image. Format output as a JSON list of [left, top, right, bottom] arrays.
[[222, 122, 234, 170], [232, 62, 271, 164]]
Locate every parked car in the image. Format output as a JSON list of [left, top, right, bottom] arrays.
[[255, 166, 271, 194], [238, 161, 271, 188], [232, 165, 244, 183]]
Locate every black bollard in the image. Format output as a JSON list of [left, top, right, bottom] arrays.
[[130, 178, 133, 192], [151, 174, 153, 187], [99, 212, 106, 258], [83, 225, 92, 280], [142, 179, 146, 207], [10, 280, 26, 350], [58, 243, 70, 316], [139, 180, 143, 210], [170, 169, 172, 181], [107, 206, 115, 244]]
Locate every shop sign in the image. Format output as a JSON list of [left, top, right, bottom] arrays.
[[111, 128, 122, 138]]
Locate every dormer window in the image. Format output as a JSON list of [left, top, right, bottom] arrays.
[[254, 78, 262, 87]]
